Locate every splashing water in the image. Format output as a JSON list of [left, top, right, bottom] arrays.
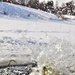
[[33, 38, 75, 75]]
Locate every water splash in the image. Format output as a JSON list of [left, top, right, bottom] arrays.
[[36, 38, 75, 75]]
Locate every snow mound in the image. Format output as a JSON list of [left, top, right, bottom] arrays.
[[0, 2, 57, 20], [63, 15, 75, 20]]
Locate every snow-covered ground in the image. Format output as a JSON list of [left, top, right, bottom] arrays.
[[0, 2, 75, 75]]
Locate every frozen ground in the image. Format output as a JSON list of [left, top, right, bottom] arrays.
[[0, 2, 75, 75]]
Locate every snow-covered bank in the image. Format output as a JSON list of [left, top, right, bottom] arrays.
[[0, 2, 58, 21], [0, 2, 75, 21]]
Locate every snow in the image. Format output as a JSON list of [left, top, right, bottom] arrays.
[[0, 2, 75, 75], [64, 15, 75, 20], [0, 2, 58, 21]]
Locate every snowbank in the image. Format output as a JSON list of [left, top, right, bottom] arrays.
[[0, 2, 58, 20]]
